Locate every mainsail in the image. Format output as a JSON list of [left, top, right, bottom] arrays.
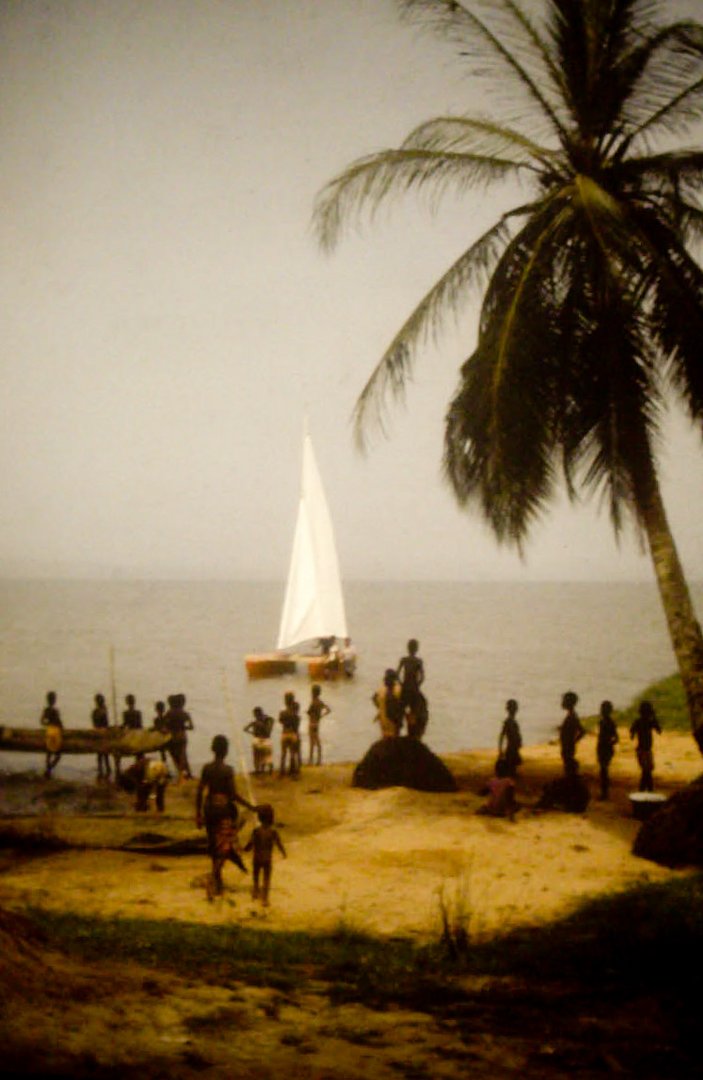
[[276, 431, 348, 651]]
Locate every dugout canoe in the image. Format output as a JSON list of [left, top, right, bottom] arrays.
[[0, 726, 171, 757]]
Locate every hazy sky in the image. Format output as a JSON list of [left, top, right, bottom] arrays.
[[2, 0, 703, 582]]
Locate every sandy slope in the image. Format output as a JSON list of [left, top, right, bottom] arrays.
[[1, 733, 701, 1078], [1, 732, 700, 938]]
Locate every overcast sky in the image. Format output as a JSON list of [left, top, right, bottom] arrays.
[[2, 0, 702, 583]]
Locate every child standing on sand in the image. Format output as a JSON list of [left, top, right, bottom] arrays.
[[498, 698, 523, 778], [558, 690, 585, 776], [244, 804, 287, 907], [630, 700, 662, 792], [596, 700, 619, 799], [307, 684, 330, 765]]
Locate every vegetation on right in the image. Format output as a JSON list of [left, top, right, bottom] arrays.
[[314, 0, 703, 747]]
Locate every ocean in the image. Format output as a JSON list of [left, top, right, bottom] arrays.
[[0, 578, 698, 779]]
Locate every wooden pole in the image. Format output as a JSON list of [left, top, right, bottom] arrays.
[[221, 668, 256, 807], [109, 646, 119, 728]]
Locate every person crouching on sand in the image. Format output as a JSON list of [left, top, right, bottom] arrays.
[[478, 756, 517, 821], [196, 734, 256, 899], [121, 753, 169, 812], [244, 803, 286, 907]]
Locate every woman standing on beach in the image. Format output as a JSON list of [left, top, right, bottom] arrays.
[[196, 734, 256, 898]]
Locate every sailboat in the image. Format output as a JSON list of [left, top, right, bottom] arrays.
[[245, 429, 353, 679]]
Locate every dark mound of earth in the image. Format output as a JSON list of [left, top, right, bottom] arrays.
[[633, 775, 703, 867], [352, 737, 457, 792], [535, 773, 590, 813]]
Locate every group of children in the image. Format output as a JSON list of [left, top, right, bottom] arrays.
[[242, 683, 331, 778], [38, 689, 197, 782], [483, 691, 664, 818], [372, 638, 429, 738]]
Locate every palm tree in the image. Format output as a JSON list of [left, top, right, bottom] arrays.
[[314, 0, 703, 745]]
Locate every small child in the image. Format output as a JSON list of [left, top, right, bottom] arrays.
[[307, 684, 331, 765], [478, 756, 517, 821], [243, 707, 274, 775], [244, 804, 287, 907]]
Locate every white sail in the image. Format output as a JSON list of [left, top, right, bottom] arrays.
[[276, 431, 348, 651]]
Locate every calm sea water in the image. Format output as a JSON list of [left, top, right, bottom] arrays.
[[1, 578, 699, 779]]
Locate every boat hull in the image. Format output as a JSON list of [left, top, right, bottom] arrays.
[[307, 655, 353, 679], [245, 652, 353, 679], [0, 727, 171, 756], [245, 654, 297, 678]]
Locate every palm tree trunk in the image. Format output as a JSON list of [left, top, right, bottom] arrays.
[[639, 469, 703, 751]]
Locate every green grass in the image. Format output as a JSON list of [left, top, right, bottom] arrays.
[[620, 672, 690, 731], [26, 872, 703, 1007], [584, 671, 690, 733]]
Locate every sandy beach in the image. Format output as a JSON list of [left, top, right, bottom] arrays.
[[2, 732, 701, 937], [1, 732, 701, 1078]]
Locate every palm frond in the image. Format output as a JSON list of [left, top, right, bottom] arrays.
[[444, 339, 559, 550], [352, 212, 518, 449], [606, 21, 703, 153], [612, 22, 703, 158], [313, 147, 529, 254], [401, 116, 558, 171], [630, 209, 703, 422], [397, 0, 570, 144]]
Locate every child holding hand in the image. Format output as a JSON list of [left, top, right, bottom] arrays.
[[244, 804, 286, 907]]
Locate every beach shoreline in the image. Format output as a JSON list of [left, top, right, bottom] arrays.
[[2, 731, 702, 1078], [2, 731, 701, 940]]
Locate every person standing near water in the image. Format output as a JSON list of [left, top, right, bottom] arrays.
[[40, 690, 63, 778], [243, 707, 274, 775], [397, 639, 428, 737], [373, 669, 404, 737], [151, 700, 169, 765], [91, 692, 111, 780], [596, 700, 619, 799], [278, 692, 301, 777], [498, 699, 523, 778], [558, 691, 585, 776], [122, 694, 143, 729], [307, 684, 330, 765], [165, 693, 194, 781], [630, 700, 661, 792]]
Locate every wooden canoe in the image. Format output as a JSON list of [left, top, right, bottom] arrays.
[[0, 726, 171, 756]]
